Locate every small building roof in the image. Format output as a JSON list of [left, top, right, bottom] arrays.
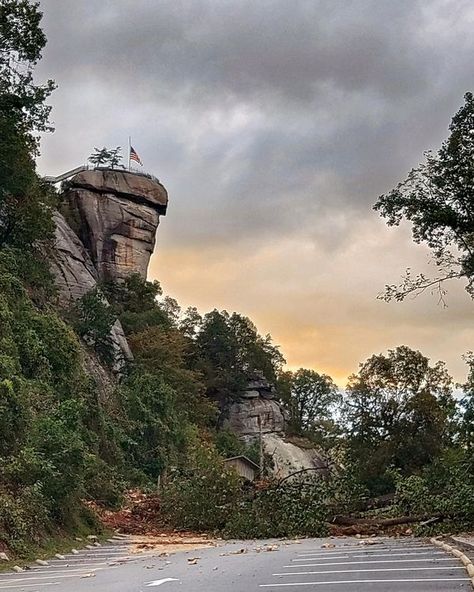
[[223, 455, 260, 471]]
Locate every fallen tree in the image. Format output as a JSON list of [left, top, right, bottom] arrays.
[[332, 514, 444, 527]]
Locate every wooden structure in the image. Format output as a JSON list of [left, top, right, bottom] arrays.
[[224, 455, 260, 482]]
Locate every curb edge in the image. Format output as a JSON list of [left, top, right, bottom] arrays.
[[430, 537, 474, 590]]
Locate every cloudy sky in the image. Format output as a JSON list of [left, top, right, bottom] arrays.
[[36, 0, 474, 385]]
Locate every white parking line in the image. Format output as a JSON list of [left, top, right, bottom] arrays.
[[49, 556, 129, 562], [60, 552, 129, 558], [0, 571, 103, 584], [283, 557, 457, 568], [42, 559, 129, 570], [297, 546, 433, 556], [58, 556, 125, 561], [273, 566, 465, 576], [29, 561, 110, 570], [0, 567, 106, 578], [260, 578, 469, 587], [66, 547, 127, 557], [46, 559, 115, 563], [292, 551, 444, 561], [294, 556, 355, 561], [0, 583, 58, 590], [304, 544, 427, 552]]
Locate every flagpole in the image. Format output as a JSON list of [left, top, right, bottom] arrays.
[[128, 136, 131, 172]]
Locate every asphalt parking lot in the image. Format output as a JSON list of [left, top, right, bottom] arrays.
[[0, 537, 470, 591], [258, 539, 470, 591], [0, 537, 136, 590]]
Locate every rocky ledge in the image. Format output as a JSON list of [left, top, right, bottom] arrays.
[[70, 169, 168, 214]]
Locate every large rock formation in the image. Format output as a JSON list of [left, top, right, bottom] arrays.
[[62, 168, 168, 282], [49, 168, 168, 363], [223, 375, 329, 478], [224, 376, 286, 439]]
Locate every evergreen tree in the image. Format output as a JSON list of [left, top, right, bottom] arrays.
[[194, 310, 284, 404], [88, 146, 123, 168]]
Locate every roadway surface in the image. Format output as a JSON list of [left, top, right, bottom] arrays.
[[0, 536, 470, 591]]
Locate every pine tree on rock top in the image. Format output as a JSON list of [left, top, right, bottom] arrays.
[[88, 146, 123, 169]]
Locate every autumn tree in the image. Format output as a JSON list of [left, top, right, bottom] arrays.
[[344, 346, 455, 493], [375, 93, 474, 302]]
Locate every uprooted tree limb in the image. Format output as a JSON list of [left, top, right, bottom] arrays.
[[331, 514, 444, 527]]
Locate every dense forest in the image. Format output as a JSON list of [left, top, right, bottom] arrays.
[[1, 1, 474, 556]]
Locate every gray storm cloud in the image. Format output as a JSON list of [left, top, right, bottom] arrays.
[[37, 0, 474, 248], [36, 0, 474, 382]]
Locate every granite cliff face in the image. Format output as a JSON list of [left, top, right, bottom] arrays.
[[50, 168, 168, 363], [51, 210, 99, 304], [62, 169, 168, 282]]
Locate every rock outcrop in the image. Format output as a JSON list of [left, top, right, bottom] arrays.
[[63, 168, 168, 282], [49, 167, 168, 364], [262, 433, 329, 479], [225, 397, 286, 438], [223, 374, 329, 478], [224, 376, 286, 438]]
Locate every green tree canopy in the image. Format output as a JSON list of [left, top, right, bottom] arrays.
[[459, 352, 474, 452], [69, 288, 117, 367], [375, 92, 474, 301], [279, 368, 340, 442], [0, 0, 56, 250], [194, 310, 285, 403], [344, 345, 455, 493], [0, 0, 55, 140]]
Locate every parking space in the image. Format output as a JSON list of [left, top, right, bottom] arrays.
[[0, 537, 470, 591], [259, 540, 471, 591], [0, 537, 136, 591]]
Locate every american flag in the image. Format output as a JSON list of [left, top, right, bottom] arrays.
[[130, 145, 143, 166]]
